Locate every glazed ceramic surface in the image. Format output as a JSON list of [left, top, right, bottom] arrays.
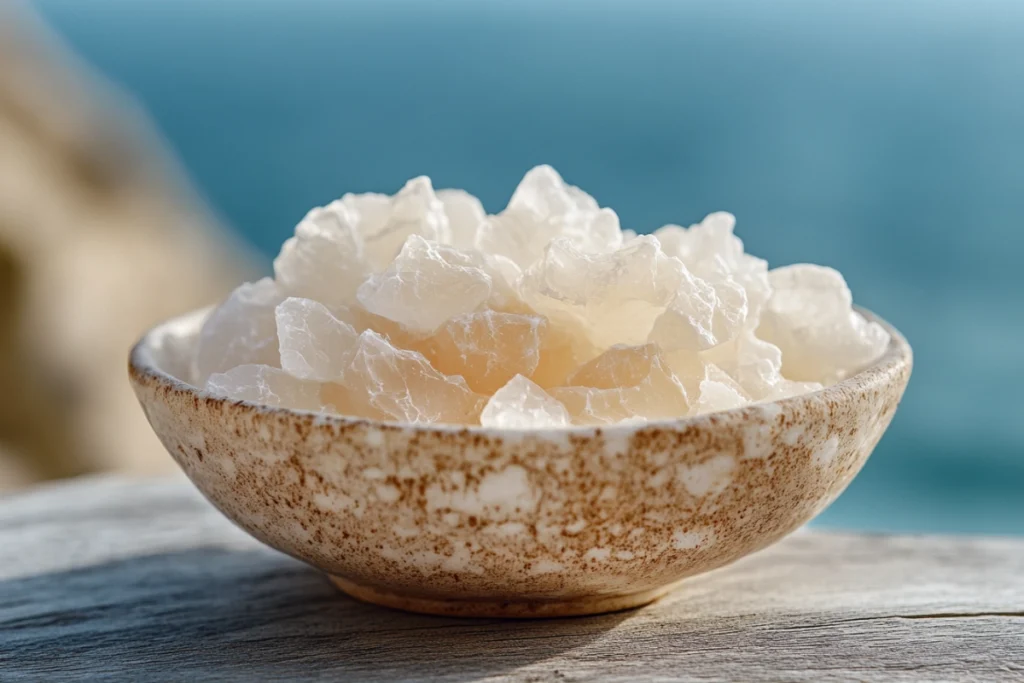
[[129, 307, 911, 617]]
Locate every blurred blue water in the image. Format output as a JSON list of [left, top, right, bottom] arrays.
[[32, 0, 1024, 533]]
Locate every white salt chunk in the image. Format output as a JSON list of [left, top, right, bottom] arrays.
[[649, 267, 747, 352], [438, 189, 486, 250], [357, 235, 492, 333], [344, 330, 484, 424], [206, 364, 325, 412], [475, 165, 622, 268], [655, 212, 771, 325], [695, 364, 750, 415], [758, 264, 890, 382], [273, 202, 367, 308], [480, 375, 570, 429], [416, 310, 547, 395], [353, 177, 452, 271], [194, 278, 284, 384], [551, 344, 691, 425], [196, 167, 891, 424], [522, 236, 677, 347], [276, 297, 359, 382]]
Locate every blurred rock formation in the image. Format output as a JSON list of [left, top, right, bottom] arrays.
[[0, 5, 259, 490]]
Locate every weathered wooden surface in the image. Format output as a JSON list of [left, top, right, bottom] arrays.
[[1, 476, 1022, 682]]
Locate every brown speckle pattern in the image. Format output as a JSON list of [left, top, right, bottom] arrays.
[[128, 307, 912, 617]]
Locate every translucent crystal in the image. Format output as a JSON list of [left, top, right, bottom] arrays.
[[196, 168, 891, 422], [758, 265, 890, 382], [482, 254, 528, 312], [522, 236, 678, 347], [273, 202, 367, 308], [357, 235, 492, 333], [768, 378, 825, 401], [480, 375, 570, 429], [701, 331, 785, 400], [655, 212, 771, 325], [569, 343, 665, 389], [695, 364, 750, 415], [343, 330, 484, 424], [354, 177, 452, 271], [552, 344, 690, 425], [338, 191, 391, 226], [648, 266, 747, 352], [206, 364, 325, 412], [529, 309, 602, 388], [416, 310, 546, 394], [276, 297, 359, 382], [438, 189, 486, 250], [475, 166, 622, 267], [194, 278, 284, 384]]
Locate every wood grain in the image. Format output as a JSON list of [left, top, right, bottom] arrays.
[[1, 476, 1022, 682]]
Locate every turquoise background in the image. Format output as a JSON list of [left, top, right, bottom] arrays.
[[31, 0, 1024, 533]]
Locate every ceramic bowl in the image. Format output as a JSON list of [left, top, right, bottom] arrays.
[[129, 306, 911, 618]]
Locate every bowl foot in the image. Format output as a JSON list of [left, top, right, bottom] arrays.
[[328, 574, 677, 618]]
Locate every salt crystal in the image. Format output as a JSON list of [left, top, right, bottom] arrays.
[[695, 364, 750, 415], [438, 189, 486, 250], [356, 177, 452, 270], [357, 235, 492, 333], [416, 310, 546, 394], [195, 278, 283, 383], [482, 254, 527, 312], [344, 330, 484, 424], [552, 344, 690, 425], [273, 203, 367, 308], [475, 166, 622, 267], [529, 309, 602, 388], [648, 267, 747, 352], [758, 265, 890, 382], [480, 375, 570, 429], [522, 236, 677, 347], [276, 297, 359, 382], [206, 364, 325, 412], [655, 212, 771, 325], [769, 379, 825, 401], [701, 331, 785, 400], [196, 167, 891, 426]]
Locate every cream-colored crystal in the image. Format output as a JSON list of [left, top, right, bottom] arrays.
[[649, 267, 747, 352], [475, 166, 622, 268], [701, 331, 784, 400], [344, 330, 484, 424], [276, 297, 359, 382], [351, 177, 452, 271], [695, 364, 750, 415], [273, 202, 367, 308], [416, 310, 546, 395], [438, 189, 486, 250], [197, 167, 890, 424], [357, 235, 492, 334], [552, 344, 690, 425], [194, 278, 284, 383], [522, 236, 678, 347], [529, 310, 601, 388], [206, 364, 325, 412], [480, 375, 570, 429], [655, 212, 770, 326], [758, 264, 889, 382]]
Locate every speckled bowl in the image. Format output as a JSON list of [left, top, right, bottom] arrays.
[[129, 306, 911, 618]]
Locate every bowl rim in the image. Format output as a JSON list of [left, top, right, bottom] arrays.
[[129, 304, 912, 438]]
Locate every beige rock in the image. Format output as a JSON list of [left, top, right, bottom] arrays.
[[0, 5, 258, 487]]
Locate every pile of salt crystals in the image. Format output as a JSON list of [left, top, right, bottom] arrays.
[[194, 166, 890, 428]]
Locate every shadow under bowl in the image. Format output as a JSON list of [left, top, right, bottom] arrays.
[[129, 307, 911, 618]]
